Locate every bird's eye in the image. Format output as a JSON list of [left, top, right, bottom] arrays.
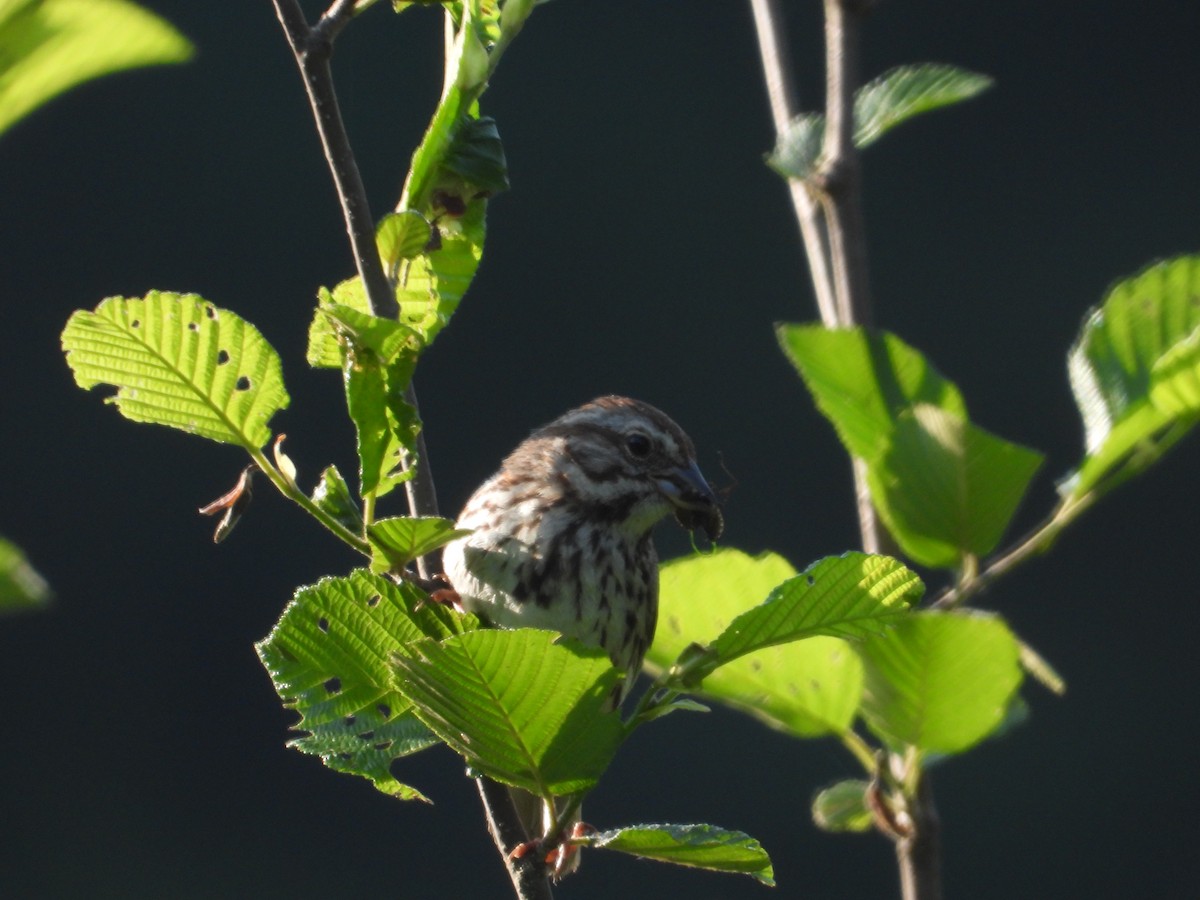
[[625, 432, 652, 458]]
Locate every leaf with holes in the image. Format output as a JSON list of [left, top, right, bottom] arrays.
[[62, 292, 289, 449], [0, 537, 51, 613], [649, 549, 868, 737], [858, 610, 1023, 754], [867, 404, 1043, 568], [1064, 255, 1200, 499], [255, 569, 476, 800], [392, 629, 624, 797], [0, 0, 193, 137], [588, 824, 774, 886], [367, 516, 471, 574]]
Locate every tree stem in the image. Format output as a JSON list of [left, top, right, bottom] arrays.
[[748, 0, 838, 325], [269, 4, 539, 896]]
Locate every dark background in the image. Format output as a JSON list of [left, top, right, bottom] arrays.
[[2, 2, 1198, 898]]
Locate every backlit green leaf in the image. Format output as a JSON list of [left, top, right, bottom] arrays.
[[255, 569, 475, 801], [392, 629, 624, 797], [62, 292, 289, 448], [0, 0, 192, 137], [1065, 255, 1200, 499], [0, 536, 50, 613], [367, 516, 471, 573], [648, 550, 890, 738], [858, 610, 1022, 754]]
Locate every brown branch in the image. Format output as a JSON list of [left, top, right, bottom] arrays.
[[268, 5, 541, 897]]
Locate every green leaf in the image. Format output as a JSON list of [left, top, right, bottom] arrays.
[[310, 465, 361, 533], [853, 63, 994, 148], [779, 324, 1042, 569], [589, 824, 775, 886], [437, 115, 510, 197], [322, 303, 424, 500], [777, 324, 966, 463], [367, 516, 471, 574], [648, 549, 870, 738], [858, 610, 1023, 754], [376, 210, 433, 276], [811, 780, 874, 833], [307, 279, 368, 370], [1064, 255, 1200, 499], [867, 404, 1043, 568], [392, 629, 624, 797], [255, 569, 474, 801], [704, 553, 920, 668], [767, 63, 992, 179], [62, 292, 289, 448], [0, 536, 50, 613], [0, 0, 193, 137], [766, 112, 824, 180], [394, 204, 485, 346]]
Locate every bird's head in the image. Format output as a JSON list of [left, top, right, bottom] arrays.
[[522, 395, 724, 542]]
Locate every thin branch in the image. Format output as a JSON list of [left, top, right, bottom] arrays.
[[748, 0, 838, 325], [270, 0, 439, 570], [269, 6, 540, 897], [931, 492, 1096, 609], [476, 778, 554, 900], [816, 0, 872, 328]]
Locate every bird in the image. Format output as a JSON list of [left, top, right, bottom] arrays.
[[441, 395, 723, 875]]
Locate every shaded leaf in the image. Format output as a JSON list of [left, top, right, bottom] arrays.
[[0, 536, 50, 613], [777, 324, 965, 463], [867, 404, 1043, 568], [649, 549, 865, 737], [767, 63, 992, 179], [255, 569, 474, 800], [367, 516, 471, 573], [1064, 255, 1200, 499], [858, 610, 1023, 754], [392, 629, 624, 797], [589, 824, 774, 886], [0, 0, 192, 137], [62, 292, 289, 448], [779, 324, 1041, 569], [854, 63, 993, 148]]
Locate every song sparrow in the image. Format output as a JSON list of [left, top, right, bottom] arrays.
[[441, 395, 723, 869]]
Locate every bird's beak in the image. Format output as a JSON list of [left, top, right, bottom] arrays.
[[658, 460, 724, 542]]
